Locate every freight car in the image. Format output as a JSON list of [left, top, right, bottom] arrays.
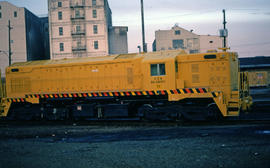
[[0, 50, 252, 120]]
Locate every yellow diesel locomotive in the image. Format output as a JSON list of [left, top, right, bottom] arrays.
[[0, 50, 252, 120]]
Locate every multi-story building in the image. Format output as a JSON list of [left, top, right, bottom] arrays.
[[48, 0, 128, 59], [152, 25, 223, 54], [0, 1, 49, 77]]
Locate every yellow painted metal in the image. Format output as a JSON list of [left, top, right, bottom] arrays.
[[174, 52, 243, 117], [2, 49, 251, 118], [0, 70, 11, 117], [212, 92, 229, 117], [25, 97, 40, 104], [169, 93, 213, 101], [240, 72, 253, 112], [0, 98, 11, 117], [0, 69, 3, 99]]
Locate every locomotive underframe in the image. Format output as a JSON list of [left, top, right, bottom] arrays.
[[6, 94, 221, 121]]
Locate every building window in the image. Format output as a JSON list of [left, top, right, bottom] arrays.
[[58, 11, 62, 20], [76, 25, 81, 32], [60, 43, 64, 51], [0, 5, 2, 10], [173, 39, 184, 49], [190, 50, 199, 54], [93, 25, 98, 34], [77, 41, 81, 47], [92, 0, 96, 6], [209, 41, 213, 43], [94, 41, 98, 49], [14, 11, 17, 17], [58, 1, 62, 7], [175, 30, 181, 35], [59, 27, 63, 36], [75, 10, 80, 18], [92, 9, 97, 18], [0, 12, 2, 19], [151, 64, 166, 76]]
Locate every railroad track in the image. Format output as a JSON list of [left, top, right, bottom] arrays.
[[0, 117, 269, 128]]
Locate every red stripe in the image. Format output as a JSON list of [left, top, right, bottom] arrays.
[[36, 94, 40, 98], [149, 91, 154, 95], [73, 94, 77, 98], [185, 88, 191, 93], [83, 93, 87, 97], [136, 92, 142, 96], [126, 92, 130, 96], [64, 94, 68, 98], [104, 93, 108, 97], [21, 98, 24, 102], [45, 94, 49, 98], [93, 93, 98, 97], [199, 88, 204, 93], [173, 90, 178, 94], [54, 94, 58, 98], [114, 92, 119, 96]]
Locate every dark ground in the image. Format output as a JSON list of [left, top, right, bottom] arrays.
[[0, 122, 269, 168]]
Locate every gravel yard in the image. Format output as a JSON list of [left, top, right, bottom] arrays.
[[0, 123, 269, 168]]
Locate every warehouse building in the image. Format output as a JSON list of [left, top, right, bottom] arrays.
[[152, 25, 223, 54], [0, 1, 49, 77], [48, 0, 128, 59]]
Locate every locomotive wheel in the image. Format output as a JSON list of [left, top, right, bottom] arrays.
[[173, 112, 183, 121], [138, 104, 152, 121], [206, 103, 223, 121]]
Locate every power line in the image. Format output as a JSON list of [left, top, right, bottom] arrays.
[[113, 10, 219, 24], [113, 8, 268, 24]]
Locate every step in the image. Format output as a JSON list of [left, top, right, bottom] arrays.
[[231, 91, 239, 98], [227, 111, 239, 116], [228, 103, 239, 108], [229, 98, 240, 102]]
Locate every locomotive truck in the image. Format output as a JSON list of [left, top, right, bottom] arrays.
[[0, 50, 252, 120]]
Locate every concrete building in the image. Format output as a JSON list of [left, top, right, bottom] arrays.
[[199, 35, 223, 53], [0, 1, 49, 77], [109, 26, 128, 55], [48, 0, 128, 59], [153, 25, 223, 54]]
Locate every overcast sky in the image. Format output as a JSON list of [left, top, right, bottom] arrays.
[[4, 0, 270, 57]]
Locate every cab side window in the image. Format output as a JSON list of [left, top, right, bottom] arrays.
[[151, 63, 166, 76]]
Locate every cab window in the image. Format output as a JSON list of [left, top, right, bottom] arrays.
[[151, 63, 166, 76]]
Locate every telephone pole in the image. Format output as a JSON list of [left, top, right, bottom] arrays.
[[8, 20, 12, 66], [140, 0, 147, 52]]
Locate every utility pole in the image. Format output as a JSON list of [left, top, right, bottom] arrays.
[[140, 0, 147, 52], [222, 9, 227, 48], [8, 20, 13, 66]]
